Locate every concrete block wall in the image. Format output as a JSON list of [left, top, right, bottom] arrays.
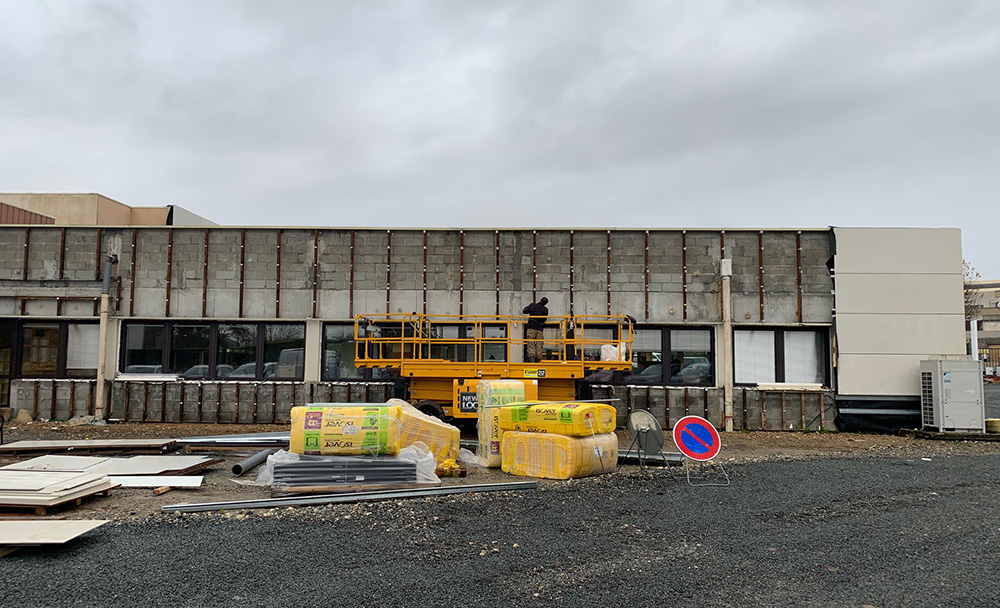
[[108, 380, 393, 423], [591, 384, 834, 431], [0, 225, 835, 424]]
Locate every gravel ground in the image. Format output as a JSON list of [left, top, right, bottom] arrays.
[[3, 452, 1000, 608], [985, 383, 1000, 419]]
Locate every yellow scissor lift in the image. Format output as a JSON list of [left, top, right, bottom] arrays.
[[354, 313, 634, 420]]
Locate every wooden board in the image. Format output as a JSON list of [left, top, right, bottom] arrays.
[[0, 471, 107, 493], [108, 476, 203, 488], [0, 439, 177, 455], [90, 456, 217, 476], [0, 456, 110, 472], [0, 520, 107, 545]]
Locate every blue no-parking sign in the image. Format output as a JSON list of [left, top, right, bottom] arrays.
[[672, 415, 721, 462]]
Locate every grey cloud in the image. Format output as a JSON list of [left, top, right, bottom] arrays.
[[0, 0, 997, 274]]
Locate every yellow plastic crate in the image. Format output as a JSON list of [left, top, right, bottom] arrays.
[[497, 402, 617, 436], [501, 431, 618, 480]]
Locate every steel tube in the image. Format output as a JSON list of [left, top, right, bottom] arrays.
[[162, 481, 538, 513], [231, 448, 277, 477]]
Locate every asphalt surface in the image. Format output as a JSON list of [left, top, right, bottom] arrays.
[[4, 453, 1000, 608]]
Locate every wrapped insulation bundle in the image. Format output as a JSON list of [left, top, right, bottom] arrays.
[[497, 402, 617, 436], [290, 404, 401, 456], [476, 380, 536, 467], [501, 431, 618, 480], [390, 399, 461, 463]]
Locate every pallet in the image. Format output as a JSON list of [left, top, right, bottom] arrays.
[[0, 487, 116, 516]]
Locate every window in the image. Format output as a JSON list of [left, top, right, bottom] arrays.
[[123, 324, 165, 373], [120, 322, 306, 380], [218, 324, 257, 378], [66, 324, 99, 378], [734, 328, 828, 385], [583, 326, 714, 387], [17, 321, 99, 379], [172, 325, 211, 378], [734, 330, 775, 384], [323, 324, 363, 380], [20, 323, 59, 377], [669, 329, 713, 387], [265, 324, 305, 380]]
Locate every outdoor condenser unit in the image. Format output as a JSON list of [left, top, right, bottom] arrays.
[[919, 359, 985, 433]]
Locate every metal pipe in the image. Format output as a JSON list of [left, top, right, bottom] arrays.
[[231, 448, 276, 477], [162, 481, 539, 513]]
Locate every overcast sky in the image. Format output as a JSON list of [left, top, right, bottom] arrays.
[[1, 1, 997, 276]]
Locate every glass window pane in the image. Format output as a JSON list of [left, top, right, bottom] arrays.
[[172, 325, 211, 378], [323, 324, 362, 380], [66, 324, 99, 378], [735, 330, 775, 384], [669, 329, 713, 386], [624, 328, 662, 384], [428, 323, 461, 362], [123, 324, 164, 373], [784, 331, 825, 384], [265, 324, 305, 380], [218, 324, 257, 378], [21, 323, 59, 377]]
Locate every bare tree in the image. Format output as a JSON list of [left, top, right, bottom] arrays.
[[964, 259, 982, 320]]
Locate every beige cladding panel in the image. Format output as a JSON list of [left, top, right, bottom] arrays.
[[837, 354, 934, 396], [834, 273, 964, 315], [836, 313, 966, 355], [833, 227, 962, 275]]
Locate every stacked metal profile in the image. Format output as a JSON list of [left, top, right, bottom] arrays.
[[272, 456, 417, 495]]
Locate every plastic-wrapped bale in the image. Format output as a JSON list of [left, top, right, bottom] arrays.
[[289, 404, 401, 456], [497, 402, 617, 436], [476, 380, 535, 467], [388, 399, 460, 463], [501, 431, 618, 480]]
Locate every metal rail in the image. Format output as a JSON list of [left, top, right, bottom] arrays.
[[161, 481, 539, 513]]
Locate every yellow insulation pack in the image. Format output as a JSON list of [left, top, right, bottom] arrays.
[[501, 431, 618, 479], [389, 399, 461, 463], [476, 380, 535, 468], [497, 402, 617, 436], [290, 404, 401, 456]]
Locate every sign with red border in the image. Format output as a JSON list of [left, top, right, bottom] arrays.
[[672, 415, 721, 462]]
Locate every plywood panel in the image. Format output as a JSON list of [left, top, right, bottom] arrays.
[[0, 456, 108, 472], [0, 520, 107, 545]]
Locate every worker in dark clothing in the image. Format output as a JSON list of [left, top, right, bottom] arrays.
[[522, 297, 549, 363]]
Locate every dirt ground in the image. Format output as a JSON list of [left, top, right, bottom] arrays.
[[3, 420, 1000, 521]]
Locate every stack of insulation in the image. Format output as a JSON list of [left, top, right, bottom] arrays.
[[476, 379, 538, 467], [289, 402, 460, 464], [497, 402, 619, 480]]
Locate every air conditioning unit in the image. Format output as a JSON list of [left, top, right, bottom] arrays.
[[920, 359, 985, 433]]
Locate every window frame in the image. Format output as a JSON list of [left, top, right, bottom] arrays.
[[119, 321, 306, 380], [586, 324, 716, 387], [322, 321, 378, 382], [733, 326, 830, 386], [14, 319, 100, 379]]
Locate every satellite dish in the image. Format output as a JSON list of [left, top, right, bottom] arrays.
[[623, 410, 665, 471]]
